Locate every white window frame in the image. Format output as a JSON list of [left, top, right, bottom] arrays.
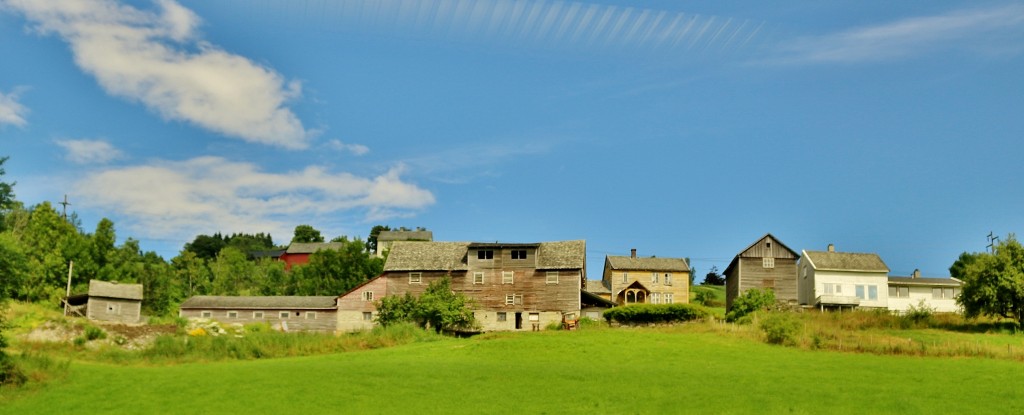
[[363, 291, 374, 302], [502, 271, 514, 284], [505, 294, 523, 305], [227, 311, 239, 318], [763, 257, 775, 269], [651, 293, 660, 304], [409, 272, 422, 284], [201, 311, 212, 318], [474, 272, 485, 285], [664, 273, 672, 286], [664, 293, 674, 304], [651, 272, 659, 283], [621, 273, 628, 284], [253, 311, 265, 319], [546, 271, 559, 285], [280, 311, 290, 319], [528, 313, 540, 322]]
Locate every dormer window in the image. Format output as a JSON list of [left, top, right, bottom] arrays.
[[477, 250, 494, 260], [511, 250, 527, 259]]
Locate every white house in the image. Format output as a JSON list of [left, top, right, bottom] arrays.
[[887, 269, 962, 314], [798, 244, 890, 310]]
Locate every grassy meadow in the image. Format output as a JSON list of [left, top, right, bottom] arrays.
[[4, 319, 1024, 414]]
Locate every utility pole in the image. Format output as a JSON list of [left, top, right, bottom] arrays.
[[987, 232, 1000, 253], [59, 194, 71, 220]]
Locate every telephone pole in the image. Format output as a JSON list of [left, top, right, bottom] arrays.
[[59, 194, 72, 220], [987, 232, 1000, 253]]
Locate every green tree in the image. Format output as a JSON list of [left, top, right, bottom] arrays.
[[702, 266, 725, 285], [291, 225, 324, 243], [0, 156, 14, 232], [289, 237, 381, 295], [365, 224, 391, 254], [183, 233, 227, 260], [375, 277, 476, 333], [726, 288, 776, 323], [210, 246, 254, 295], [171, 250, 212, 297], [956, 236, 1024, 326]]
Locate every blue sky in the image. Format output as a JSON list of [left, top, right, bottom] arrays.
[[2, 0, 1022, 282]]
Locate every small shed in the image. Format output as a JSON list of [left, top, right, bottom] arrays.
[[65, 280, 144, 323]]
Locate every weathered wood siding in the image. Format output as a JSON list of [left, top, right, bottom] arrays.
[[337, 278, 388, 332], [381, 268, 580, 313], [86, 297, 141, 323], [179, 308, 338, 332], [733, 257, 798, 306]]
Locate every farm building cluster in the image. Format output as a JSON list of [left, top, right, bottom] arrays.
[[164, 231, 962, 334], [64, 230, 961, 332]]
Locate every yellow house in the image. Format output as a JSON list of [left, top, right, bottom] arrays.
[[602, 249, 690, 305]]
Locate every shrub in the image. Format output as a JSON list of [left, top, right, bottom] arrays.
[[83, 325, 107, 341], [693, 288, 717, 307], [603, 304, 710, 325], [726, 288, 775, 323], [759, 313, 801, 346], [904, 300, 935, 326]]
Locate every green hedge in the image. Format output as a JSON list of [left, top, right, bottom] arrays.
[[603, 304, 710, 325]]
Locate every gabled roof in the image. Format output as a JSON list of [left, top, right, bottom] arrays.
[[88, 280, 143, 300], [888, 276, 962, 287], [802, 250, 889, 273], [585, 280, 610, 294], [285, 242, 347, 254], [383, 240, 587, 271], [180, 296, 338, 309], [723, 233, 800, 276], [605, 256, 690, 272]]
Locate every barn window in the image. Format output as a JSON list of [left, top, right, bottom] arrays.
[[511, 250, 527, 259], [362, 312, 372, 321], [766, 241, 772, 249], [474, 272, 485, 284], [409, 272, 422, 284], [477, 250, 494, 260], [363, 291, 374, 301], [201, 311, 212, 318], [280, 311, 290, 319], [502, 271, 514, 284], [253, 311, 264, 319], [664, 274, 672, 285], [763, 257, 775, 269], [227, 311, 238, 318], [497, 312, 507, 322], [505, 294, 522, 305], [546, 272, 559, 284], [306, 312, 317, 320]]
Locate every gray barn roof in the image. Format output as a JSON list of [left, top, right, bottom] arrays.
[[383, 240, 586, 271], [179, 296, 338, 309], [89, 280, 144, 300], [605, 256, 690, 272], [285, 242, 347, 254], [803, 250, 889, 272]]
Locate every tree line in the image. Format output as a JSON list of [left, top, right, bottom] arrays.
[[0, 156, 386, 317]]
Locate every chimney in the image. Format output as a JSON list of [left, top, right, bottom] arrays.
[[630, 248, 637, 258], [912, 269, 920, 279], [827, 244, 835, 253]]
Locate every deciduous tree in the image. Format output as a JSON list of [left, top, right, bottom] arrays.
[[956, 236, 1024, 326], [291, 225, 324, 243]]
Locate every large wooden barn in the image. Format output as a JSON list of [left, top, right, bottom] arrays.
[[723, 234, 800, 311], [179, 296, 339, 332], [338, 240, 587, 332]]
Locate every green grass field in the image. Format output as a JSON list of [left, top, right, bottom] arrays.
[[4, 324, 1023, 414]]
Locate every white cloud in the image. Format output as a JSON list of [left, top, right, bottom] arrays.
[[74, 157, 435, 243], [771, 5, 1024, 64], [326, 139, 370, 156], [4, 0, 311, 148], [0, 88, 29, 128], [55, 138, 124, 165]]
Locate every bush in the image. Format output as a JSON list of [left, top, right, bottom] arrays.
[[759, 313, 801, 346], [603, 304, 710, 325], [693, 288, 717, 307], [904, 300, 935, 326], [726, 288, 776, 323], [83, 325, 107, 341]]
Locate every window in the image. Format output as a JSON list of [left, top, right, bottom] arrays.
[[362, 312, 372, 321], [651, 293, 660, 304], [824, 283, 841, 295], [306, 312, 317, 320], [651, 272, 659, 283], [363, 291, 374, 301], [280, 311, 290, 319], [106, 303, 119, 314], [546, 271, 559, 284], [502, 271, 514, 284], [868, 285, 878, 301], [528, 313, 540, 322], [855, 285, 867, 300], [201, 311, 212, 318], [505, 294, 523, 305], [933, 287, 956, 299], [511, 250, 527, 259], [409, 272, 422, 284], [763, 257, 775, 269], [766, 241, 772, 249], [227, 311, 238, 318], [497, 312, 507, 322], [621, 273, 628, 283], [477, 250, 494, 260], [474, 272, 485, 284], [762, 279, 776, 290], [664, 273, 672, 285], [253, 311, 264, 319], [664, 293, 674, 304]]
